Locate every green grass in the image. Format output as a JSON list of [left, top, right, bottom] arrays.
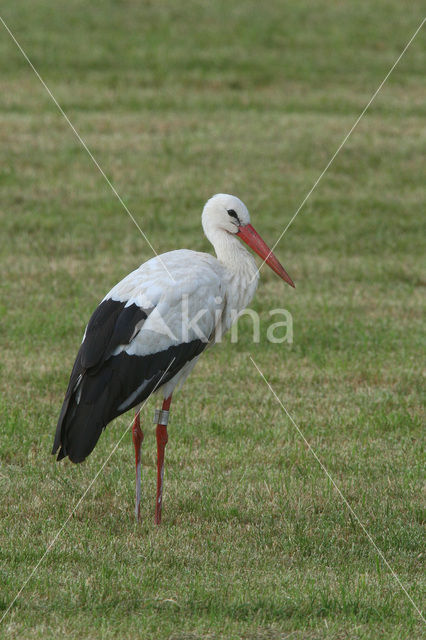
[[0, 1, 425, 638]]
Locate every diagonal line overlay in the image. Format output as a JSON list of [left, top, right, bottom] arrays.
[[1, 6, 424, 629], [0, 358, 176, 625], [249, 355, 425, 623], [0, 15, 175, 282], [253, 17, 426, 280]]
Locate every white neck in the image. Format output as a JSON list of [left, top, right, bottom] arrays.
[[208, 228, 259, 313]]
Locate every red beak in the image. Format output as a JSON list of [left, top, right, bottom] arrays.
[[237, 224, 295, 288]]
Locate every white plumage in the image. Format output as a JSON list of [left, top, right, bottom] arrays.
[[52, 193, 294, 523]]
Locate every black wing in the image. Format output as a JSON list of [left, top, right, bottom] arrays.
[[52, 298, 206, 463]]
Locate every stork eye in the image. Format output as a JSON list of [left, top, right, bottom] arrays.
[[227, 209, 239, 220]]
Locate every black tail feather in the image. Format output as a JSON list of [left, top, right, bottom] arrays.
[[52, 339, 207, 463]]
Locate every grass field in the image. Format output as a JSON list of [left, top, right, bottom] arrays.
[[0, 1, 425, 638]]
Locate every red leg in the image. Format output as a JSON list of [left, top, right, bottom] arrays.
[[155, 395, 172, 524], [132, 408, 143, 521]]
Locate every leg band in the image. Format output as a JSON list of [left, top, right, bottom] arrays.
[[154, 409, 169, 426]]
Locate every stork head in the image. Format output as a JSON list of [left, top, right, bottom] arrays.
[[202, 193, 295, 288]]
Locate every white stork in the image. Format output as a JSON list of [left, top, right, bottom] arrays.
[[52, 194, 294, 523]]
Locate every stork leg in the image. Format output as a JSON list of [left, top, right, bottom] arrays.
[[155, 395, 172, 525], [131, 407, 143, 521]]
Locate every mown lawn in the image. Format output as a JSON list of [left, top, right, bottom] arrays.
[[0, 1, 425, 638]]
